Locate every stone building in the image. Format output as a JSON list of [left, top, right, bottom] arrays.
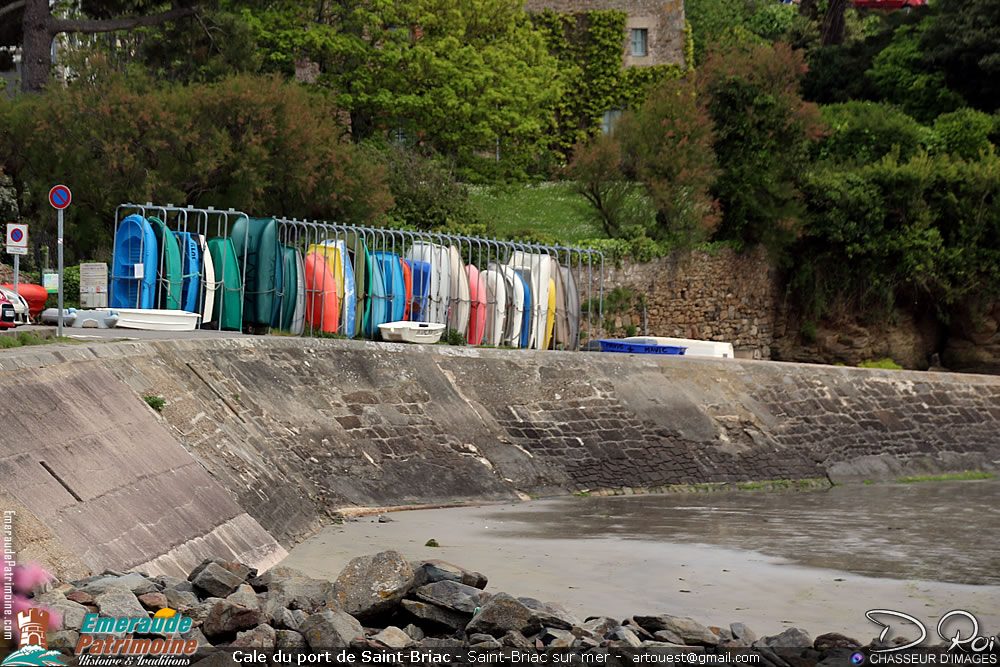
[[522, 0, 687, 68]]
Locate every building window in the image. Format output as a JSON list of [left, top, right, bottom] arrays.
[[601, 109, 623, 135], [631, 29, 648, 57]]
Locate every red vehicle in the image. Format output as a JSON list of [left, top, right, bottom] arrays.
[[851, 0, 927, 9], [0, 291, 15, 329]]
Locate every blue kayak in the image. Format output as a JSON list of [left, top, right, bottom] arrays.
[[516, 271, 531, 349], [111, 214, 157, 309], [404, 259, 431, 322], [373, 251, 405, 323], [173, 231, 201, 313]]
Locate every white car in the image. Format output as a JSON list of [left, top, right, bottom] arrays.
[[0, 286, 30, 325]]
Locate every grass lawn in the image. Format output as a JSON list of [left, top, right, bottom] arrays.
[[468, 182, 607, 244]]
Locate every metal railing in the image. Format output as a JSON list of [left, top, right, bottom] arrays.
[[109, 204, 603, 350]]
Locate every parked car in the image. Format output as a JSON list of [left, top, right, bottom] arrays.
[[0, 286, 29, 325], [0, 291, 16, 329]]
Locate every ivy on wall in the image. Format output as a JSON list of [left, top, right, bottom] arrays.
[[533, 9, 686, 157]]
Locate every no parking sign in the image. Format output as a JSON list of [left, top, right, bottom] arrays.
[[49, 184, 72, 209], [5, 223, 27, 255]]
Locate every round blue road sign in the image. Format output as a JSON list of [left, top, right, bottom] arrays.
[[49, 185, 72, 210]]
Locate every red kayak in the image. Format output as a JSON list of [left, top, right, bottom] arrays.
[[399, 258, 413, 320], [1, 283, 48, 317]]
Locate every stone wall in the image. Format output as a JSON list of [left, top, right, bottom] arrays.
[[3, 336, 998, 578], [589, 247, 779, 358], [523, 0, 686, 67]]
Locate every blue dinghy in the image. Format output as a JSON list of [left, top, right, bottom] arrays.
[[111, 214, 157, 309], [364, 254, 389, 338], [373, 251, 405, 323], [173, 231, 202, 313], [404, 259, 431, 322], [516, 271, 531, 349]]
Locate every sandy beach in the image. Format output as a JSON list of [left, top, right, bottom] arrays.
[[281, 497, 1000, 641]]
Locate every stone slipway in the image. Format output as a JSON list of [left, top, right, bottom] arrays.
[[1, 337, 998, 575], [0, 355, 287, 580]]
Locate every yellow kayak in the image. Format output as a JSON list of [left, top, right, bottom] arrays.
[[544, 277, 556, 350]]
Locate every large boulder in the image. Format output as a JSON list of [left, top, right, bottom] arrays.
[[192, 563, 245, 599], [276, 630, 308, 649], [94, 589, 147, 621], [400, 600, 467, 631], [465, 593, 541, 638], [411, 560, 488, 590], [226, 585, 261, 610], [49, 599, 89, 632], [371, 626, 414, 649], [299, 610, 365, 649], [230, 623, 277, 648], [756, 628, 813, 649], [249, 566, 310, 591], [266, 576, 337, 613], [202, 601, 268, 639], [80, 573, 158, 597], [518, 598, 580, 631], [633, 615, 720, 646], [164, 588, 199, 610], [188, 558, 255, 584], [415, 581, 489, 614], [331, 550, 414, 619]]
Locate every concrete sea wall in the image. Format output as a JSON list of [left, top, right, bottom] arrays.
[[1, 337, 998, 576]]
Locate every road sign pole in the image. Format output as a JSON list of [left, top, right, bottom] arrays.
[[12, 254, 18, 299], [57, 208, 64, 338]]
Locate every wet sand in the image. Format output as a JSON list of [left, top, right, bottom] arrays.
[[282, 483, 1000, 641]]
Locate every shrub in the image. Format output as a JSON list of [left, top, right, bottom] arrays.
[[0, 73, 392, 263], [792, 149, 1000, 319], [817, 101, 929, 164], [143, 395, 166, 411], [858, 358, 903, 369], [370, 144, 484, 232], [929, 108, 996, 160]]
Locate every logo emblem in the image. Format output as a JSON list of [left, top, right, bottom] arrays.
[[1, 608, 66, 666]]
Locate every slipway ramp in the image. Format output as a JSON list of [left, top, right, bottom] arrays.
[[0, 357, 285, 580]]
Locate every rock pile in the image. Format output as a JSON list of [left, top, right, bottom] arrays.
[[31, 550, 870, 665]]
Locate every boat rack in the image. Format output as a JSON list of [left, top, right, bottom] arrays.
[[110, 203, 604, 350]]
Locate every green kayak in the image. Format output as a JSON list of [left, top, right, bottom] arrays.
[[280, 246, 298, 331], [207, 237, 243, 331], [343, 232, 370, 338], [232, 216, 282, 328], [148, 216, 183, 310]]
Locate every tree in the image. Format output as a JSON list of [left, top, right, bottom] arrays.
[[242, 0, 561, 157], [866, 23, 963, 123], [618, 74, 719, 244], [701, 41, 825, 250], [1, 0, 200, 93], [921, 0, 1000, 113], [684, 0, 753, 64], [566, 73, 718, 245], [565, 134, 650, 239]]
